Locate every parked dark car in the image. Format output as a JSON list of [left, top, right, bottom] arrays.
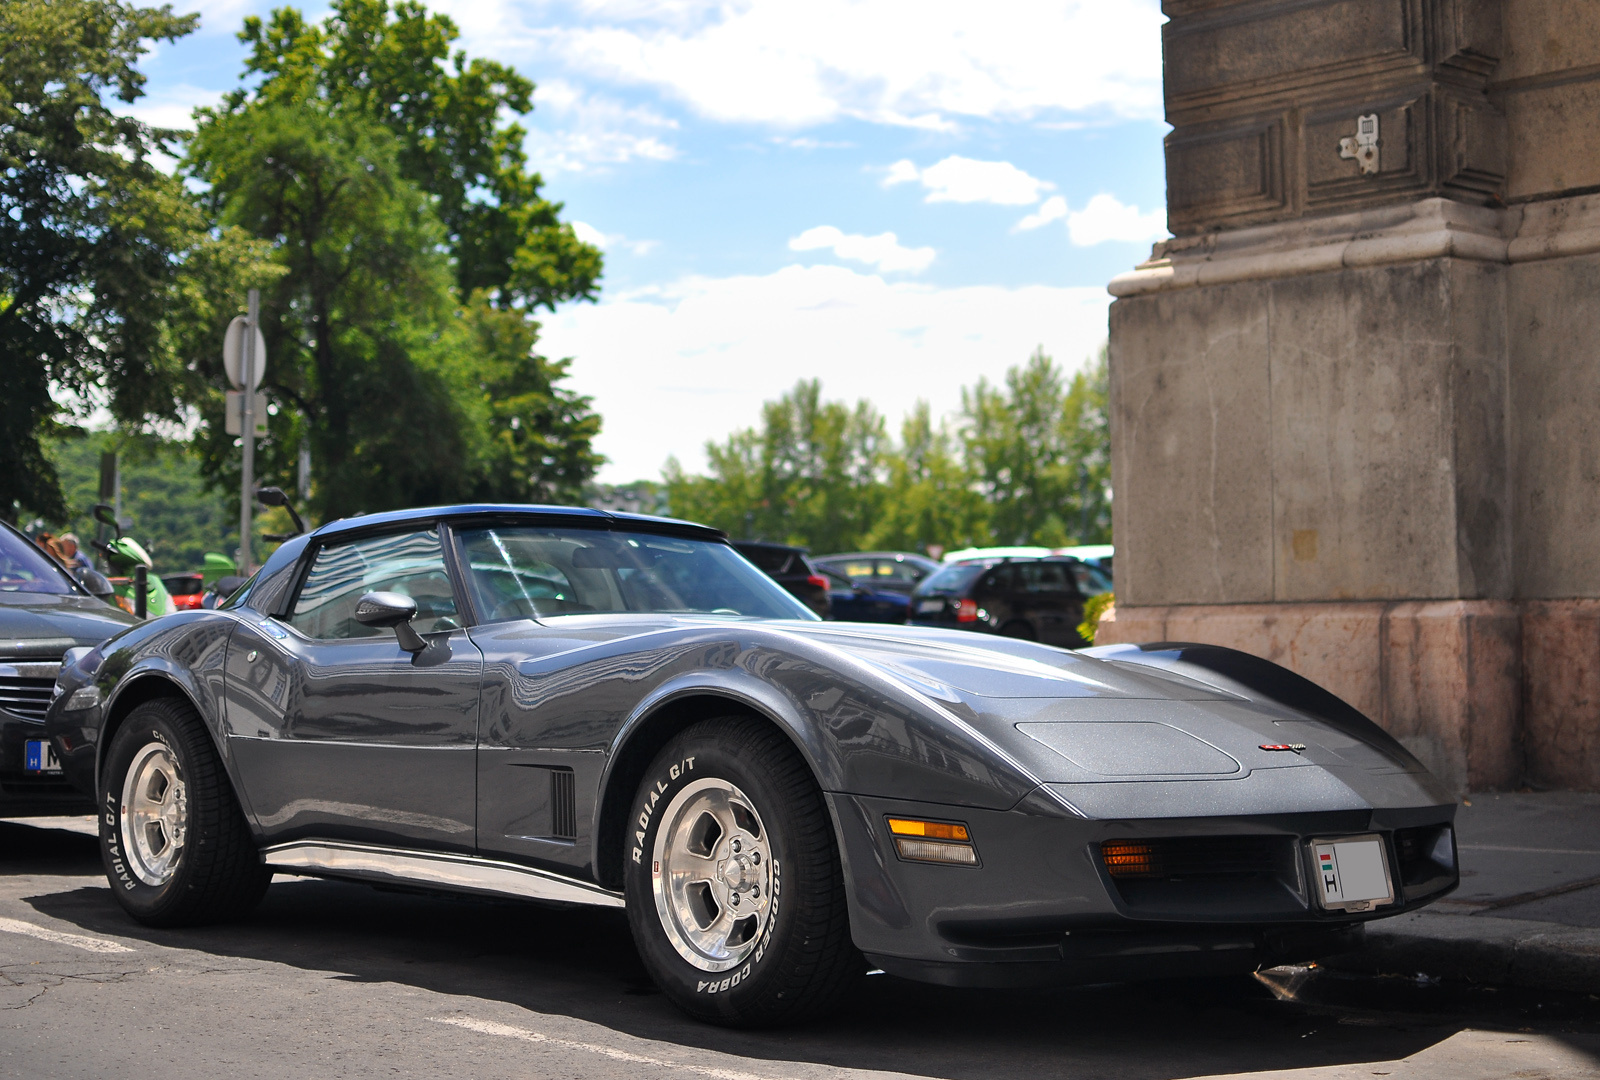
[[813, 551, 939, 595], [0, 520, 137, 816], [908, 555, 1113, 647], [730, 540, 830, 618], [818, 566, 909, 623], [45, 503, 1459, 1029]]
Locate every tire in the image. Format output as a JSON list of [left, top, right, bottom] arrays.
[[999, 620, 1036, 641], [623, 717, 861, 1026], [100, 697, 269, 927]]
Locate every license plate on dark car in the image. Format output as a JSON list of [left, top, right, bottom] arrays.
[[25, 739, 62, 774], [1309, 835, 1394, 912], [916, 600, 944, 614]]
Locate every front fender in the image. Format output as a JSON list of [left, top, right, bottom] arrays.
[[86, 613, 246, 806]]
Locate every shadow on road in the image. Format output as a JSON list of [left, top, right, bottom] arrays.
[[2, 819, 1589, 1080]]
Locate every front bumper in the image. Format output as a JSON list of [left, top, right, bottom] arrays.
[[0, 713, 94, 816], [827, 789, 1456, 987]]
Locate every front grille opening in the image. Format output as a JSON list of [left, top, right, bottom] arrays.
[[1101, 835, 1291, 881], [1394, 824, 1454, 888], [0, 675, 57, 722]]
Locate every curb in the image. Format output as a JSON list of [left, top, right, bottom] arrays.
[[1328, 910, 1600, 994]]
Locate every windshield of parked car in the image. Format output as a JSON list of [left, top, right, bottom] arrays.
[[0, 528, 75, 594], [916, 562, 991, 595], [457, 527, 818, 622]]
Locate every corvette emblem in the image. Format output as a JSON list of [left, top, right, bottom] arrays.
[[1260, 743, 1307, 753]]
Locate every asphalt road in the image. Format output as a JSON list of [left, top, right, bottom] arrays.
[[3, 817, 1599, 1080]]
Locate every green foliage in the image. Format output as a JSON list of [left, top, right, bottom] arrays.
[[184, 0, 605, 520], [0, 0, 261, 521], [236, 0, 600, 311], [1078, 591, 1115, 644], [666, 381, 888, 553], [963, 346, 1112, 547], [864, 402, 989, 553], [40, 433, 292, 574], [665, 350, 1112, 556]]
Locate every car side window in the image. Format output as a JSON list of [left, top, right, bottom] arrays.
[[287, 529, 459, 640], [875, 559, 923, 585], [1019, 562, 1070, 593], [838, 560, 876, 582], [1066, 562, 1112, 596]]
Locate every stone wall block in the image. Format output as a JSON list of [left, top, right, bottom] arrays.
[[1109, 285, 1275, 607], [1522, 600, 1600, 790]]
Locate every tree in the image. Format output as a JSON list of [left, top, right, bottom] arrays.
[[0, 0, 243, 520], [186, 0, 606, 519], [666, 381, 887, 553], [961, 347, 1111, 546], [663, 348, 1112, 554], [865, 402, 988, 553], [237, 0, 600, 310]]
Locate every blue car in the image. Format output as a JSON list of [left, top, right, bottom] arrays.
[[818, 566, 909, 623]]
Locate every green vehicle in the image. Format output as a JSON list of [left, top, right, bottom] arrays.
[[91, 504, 174, 618]]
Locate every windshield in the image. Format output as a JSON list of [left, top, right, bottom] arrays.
[[916, 562, 991, 595], [0, 528, 75, 595], [457, 526, 818, 621]]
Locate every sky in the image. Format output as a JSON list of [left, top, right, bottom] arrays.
[[132, 0, 1169, 483]]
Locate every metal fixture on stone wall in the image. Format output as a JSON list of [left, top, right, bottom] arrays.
[[1339, 114, 1380, 176]]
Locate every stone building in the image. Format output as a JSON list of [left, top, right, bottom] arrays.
[[1097, 1, 1600, 793]]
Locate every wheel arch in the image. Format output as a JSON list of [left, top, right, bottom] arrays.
[[98, 670, 210, 784], [592, 681, 838, 892]]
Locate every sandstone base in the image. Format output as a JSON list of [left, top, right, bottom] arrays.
[[1092, 600, 1600, 795]]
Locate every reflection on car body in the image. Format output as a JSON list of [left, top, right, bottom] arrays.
[[46, 503, 1458, 1028]]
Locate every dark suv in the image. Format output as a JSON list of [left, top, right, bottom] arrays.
[[907, 556, 1112, 647], [731, 540, 831, 618]]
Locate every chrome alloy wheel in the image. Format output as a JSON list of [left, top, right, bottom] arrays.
[[120, 742, 188, 886], [651, 777, 773, 973]]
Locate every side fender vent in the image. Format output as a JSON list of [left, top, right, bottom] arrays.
[[551, 768, 577, 841]]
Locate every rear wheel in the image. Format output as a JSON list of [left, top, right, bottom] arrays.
[[623, 717, 860, 1026], [999, 619, 1036, 640], [100, 697, 269, 927]]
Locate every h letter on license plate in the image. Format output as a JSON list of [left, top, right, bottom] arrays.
[[1309, 835, 1394, 912], [25, 739, 62, 774]]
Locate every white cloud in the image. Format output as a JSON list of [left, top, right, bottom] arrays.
[[1066, 193, 1168, 246], [117, 84, 223, 132], [523, 78, 679, 174], [571, 220, 658, 257], [441, 0, 1164, 128], [1015, 195, 1069, 232], [1010, 193, 1167, 246], [788, 226, 935, 273], [885, 156, 1053, 206], [541, 264, 1112, 482]]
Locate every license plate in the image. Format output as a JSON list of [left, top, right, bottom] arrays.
[[1309, 835, 1394, 911], [24, 739, 62, 774], [916, 599, 945, 614]]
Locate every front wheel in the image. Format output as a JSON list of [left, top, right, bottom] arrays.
[[623, 717, 860, 1026], [100, 697, 269, 927]]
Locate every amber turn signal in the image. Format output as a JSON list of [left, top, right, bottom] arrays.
[[1100, 840, 1157, 878], [888, 818, 970, 842]]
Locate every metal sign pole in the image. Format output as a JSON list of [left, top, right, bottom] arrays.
[[240, 288, 258, 573]]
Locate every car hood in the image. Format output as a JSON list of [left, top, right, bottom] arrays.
[[0, 591, 139, 657], [490, 614, 1449, 810]]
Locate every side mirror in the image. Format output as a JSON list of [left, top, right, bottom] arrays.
[[79, 570, 115, 599], [354, 591, 427, 653], [254, 486, 307, 536], [92, 503, 121, 538]]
